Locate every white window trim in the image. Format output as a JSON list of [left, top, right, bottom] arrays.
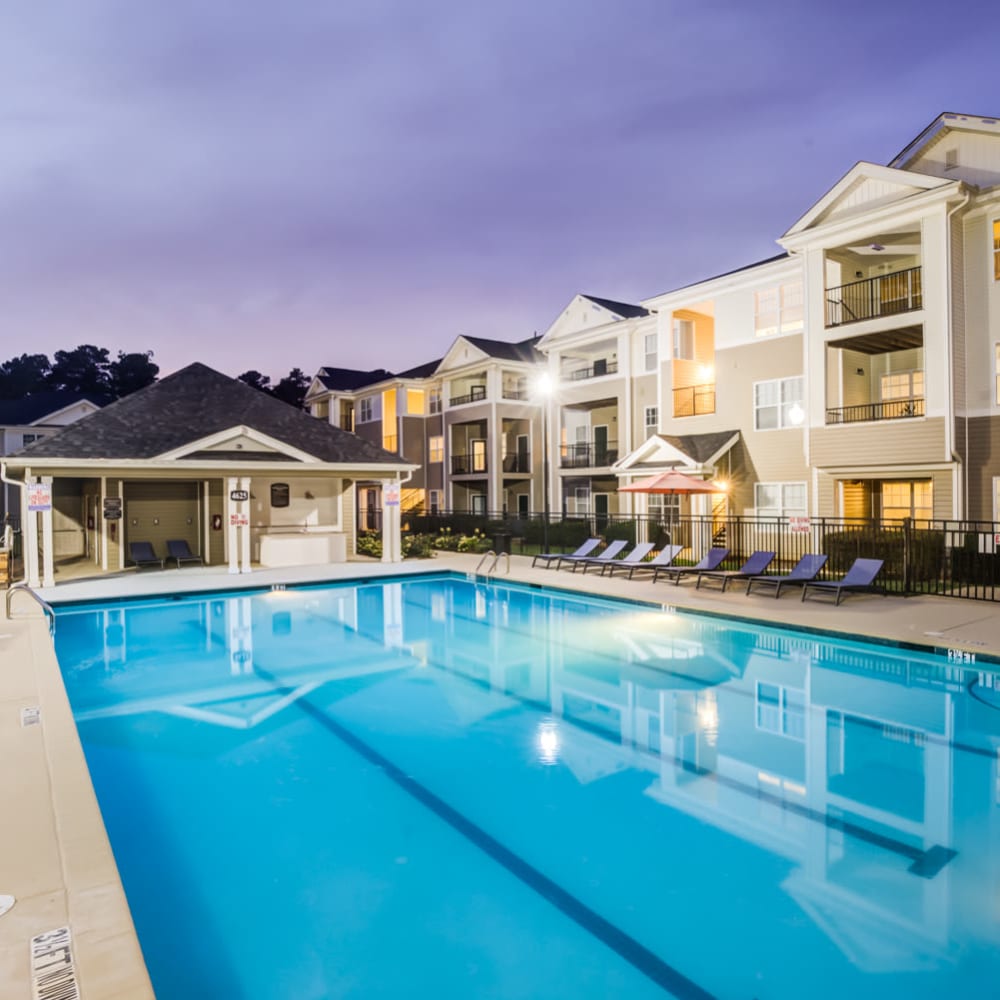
[[643, 332, 658, 373], [754, 481, 807, 519], [358, 397, 374, 423], [754, 681, 805, 742], [753, 376, 803, 431]]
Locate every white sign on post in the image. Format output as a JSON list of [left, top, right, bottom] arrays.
[[384, 483, 400, 508], [27, 483, 52, 512]]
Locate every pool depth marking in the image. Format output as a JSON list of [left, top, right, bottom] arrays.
[[252, 662, 717, 1000]]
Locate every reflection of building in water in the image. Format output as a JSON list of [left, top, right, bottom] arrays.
[[422, 584, 998, 973]]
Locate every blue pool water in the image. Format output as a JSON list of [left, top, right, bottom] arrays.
[[53, 572, 1000, 999]]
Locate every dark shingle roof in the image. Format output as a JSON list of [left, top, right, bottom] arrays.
[[17, 364, 406, 465], [316, 367, 394, 391], [646, 254, 789, 300], [463, 336, 544, 364], [659, 431, 740, 465], [0, 391, 108, 426], [396, 359, 442, 379], [581, 295, 650, 319]]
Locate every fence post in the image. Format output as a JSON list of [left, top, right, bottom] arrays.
[[902, 517, 912, 595]]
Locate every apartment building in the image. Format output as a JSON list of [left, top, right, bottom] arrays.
[[311, 112, 1000, 528], [305, 334, 544, 519]]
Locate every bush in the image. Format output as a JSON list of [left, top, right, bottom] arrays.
[[356, 531, 382, 558], [456, 528, 492, 553], [603, 519, 637, 545], [821, 527, 945, 588], [523, 518, 591, 549], [402, 534, 435, 559]]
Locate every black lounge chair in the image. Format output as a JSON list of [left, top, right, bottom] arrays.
[[612, 543, 684, 580], [801, 558, 885, 605], [654, 547, 729, 584], [745, 553, 827, 598], [696, 550, 776, 592], [167, 539, 204, 567], [564, 539, 628, 573], [532, 538, 600, 569], [585, 541, 654, 576], [129, 541, 164, 570]]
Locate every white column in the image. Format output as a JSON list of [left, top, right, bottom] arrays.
[[100, 477, 108, 571], [381, 480, 392, 563], [117, 481, 125, 570], [40, 476, 54, 588], [239, 477, 252, 573], [202, 480, 211, 565], [227, 477, 239, 574], [23, 475, 40, 588]]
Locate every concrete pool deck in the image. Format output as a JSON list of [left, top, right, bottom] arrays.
[[3, 553, 999, 998]]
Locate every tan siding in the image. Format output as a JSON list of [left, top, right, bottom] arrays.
[[123, 481, 200, 564], [52, 479, 85, 558], [930, 469, 954, 520], [811, 417, 947, 467], [208, 479, 225, 565], [816, 474, 836, 517]]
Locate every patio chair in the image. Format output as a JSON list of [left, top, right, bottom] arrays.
[[167, 539, 204, 568], [606, 543, 682, 579], [532, 538, 601, 569], [654, 547, 729, 584], [588, 541, 654, 576], [745, 553, 828, 598], [801, 558, 885, 605], [695, 550, 776, 592], [129, 541, 164, 570], [564, 538, 628, 573]]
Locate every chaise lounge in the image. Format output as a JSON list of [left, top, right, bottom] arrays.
[[606, 544, 683, 579], [532, 538, 601, 569], [800, 558, 885, 605], [695, 550, 776, 592], [586, 542, 654, 576], [654, 547, 729, 584], [564, 538, 628, 572], [167, 539, 204, 568], [129, 541, 164, 570], [745, 553, 827, 598]]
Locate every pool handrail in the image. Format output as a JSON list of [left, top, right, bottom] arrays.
[[5, 581, 56, 635]]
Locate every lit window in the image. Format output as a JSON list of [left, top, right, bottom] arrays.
[[754, 376, 803, 430], [672, 319, 695, 360], [755, 282, 803, 337], [644, 406, 658, 438], [880, 480, 932, 522], [755, 482, 806, 518], [359, 397, 373, 423], [644, 332, 658, 372], [429, 436, 443, 463], [406, 389, 425, 415]]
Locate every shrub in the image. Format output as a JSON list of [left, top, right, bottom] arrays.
[[603, 520, 637, 545], [356, 531, 382, 558], [456, 528, 492, 553], [402, 534, 435, 559]]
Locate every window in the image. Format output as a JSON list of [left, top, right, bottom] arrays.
[[755, 482, 806, 518], [406, 389, 425, 415], [672, 318, 695, 360], [755, 682, 805, 740], [880, 370, 923, 403], [21, 433, 39, 445], [429, 489, 441, 515], [429, 435, 443, 463], [644, 332, 658, 372], [880, 480, 932, 522], [647, 493, 680, 520], [754, 376, 803, 430], [644, 405, 658, 439], [429, 388, 442, 414], [754, 282, 803, 337], [359, 397, 374, 423], [574, 486, 591, 514], [995, 221, 1000, 281]]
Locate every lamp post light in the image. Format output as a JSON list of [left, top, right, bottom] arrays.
[[535, 372, 554, 555]]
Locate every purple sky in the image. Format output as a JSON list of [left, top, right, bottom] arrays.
[[3, 1, 997, 381]]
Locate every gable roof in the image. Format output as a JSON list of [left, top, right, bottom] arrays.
[[889, 111, 1000, 170], [462, 335, 545, 364], [581, 295, 650, 319], [13, 363, 406, 465], [0, 391, 108, 426], [396, 359, 442, 379], [316, 366, 394, 391], [613, 431, 740, 473]]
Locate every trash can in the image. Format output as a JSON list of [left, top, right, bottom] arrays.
[[493, 532, 512, 555]]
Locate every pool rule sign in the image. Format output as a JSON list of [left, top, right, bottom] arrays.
[[103, 498, 122, 520]]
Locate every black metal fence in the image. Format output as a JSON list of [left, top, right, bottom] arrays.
[[377, 508, 1000, 602]]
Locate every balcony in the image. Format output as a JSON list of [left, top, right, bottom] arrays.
[[565, 359, 618, 381], [826, 397, 924, 425], [450, 385, 487, 406], [825, 267, 922, 327], [673, 383, 716, 418], [451, 453, 487, 475], [560, 441, 619, 468], [502, 454, 531, 473], [503, 388, 529, 400]]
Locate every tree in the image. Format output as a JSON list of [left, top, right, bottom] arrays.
[[48, 345, 111, 395], [271, 367, 310, 409], [0, 353, 52, 399], [238, 370, 272, 393], [109, 351, 159, 398]]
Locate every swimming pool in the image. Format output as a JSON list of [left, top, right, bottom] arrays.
[[53, 572, 1000, 998]]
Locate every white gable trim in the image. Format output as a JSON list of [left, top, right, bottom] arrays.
[[27, 399, 102, 426], [782, 162, 951, 238], [436, 336, 491, 373], [154, 425, 319, 463], [612, 432, 739, 474]]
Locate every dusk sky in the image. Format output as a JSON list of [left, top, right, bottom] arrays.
[[3, 2, 997, 381]]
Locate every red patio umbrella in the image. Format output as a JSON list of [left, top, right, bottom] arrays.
[[619, 470, 723, 543]]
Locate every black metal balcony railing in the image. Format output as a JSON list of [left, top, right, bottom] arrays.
[[451, 453, 488, 474], [826, 397, 925, 424], [502, 388, 528, 400], [559, 441, 619, 468], [825, 266, 922, 327], [502, 454, 531, 473], [450, 385, 487, 406], [673, 383, 716, 418], [564, 359, 618, 381]]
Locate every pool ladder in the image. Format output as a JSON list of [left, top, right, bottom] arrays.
[[5, 582, 56, 636], [474, 551, 510, 576]]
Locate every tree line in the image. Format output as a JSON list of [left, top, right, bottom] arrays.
[[0, 346, 311, 409]]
